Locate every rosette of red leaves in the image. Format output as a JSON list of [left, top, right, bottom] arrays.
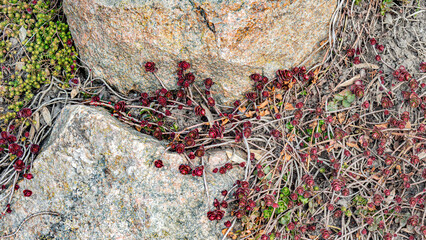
[[30, 144, 40, 154], [178, 61, 190, 70], [145, 62, 156, 73], [17, 108, 32, 118], [179, 164, 192, 175], [192, 166, 204, 177], [114, 101, 126, 112], [23, 189, 32, 197], [154, 159, 164, 168], [13, 159, 25, 172], [194, 105, 205, 116]]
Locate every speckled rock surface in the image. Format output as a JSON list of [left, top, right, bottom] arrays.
[[63, 0, 336, 103], [0, 105, 243, 239]]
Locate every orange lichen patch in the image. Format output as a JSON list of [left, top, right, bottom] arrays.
[[233, 21, 258, 48]]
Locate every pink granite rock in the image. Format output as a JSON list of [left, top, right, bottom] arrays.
[[63, 0, 337, 103]]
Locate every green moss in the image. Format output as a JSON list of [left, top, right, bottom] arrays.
[[0, 0, 78, 122]]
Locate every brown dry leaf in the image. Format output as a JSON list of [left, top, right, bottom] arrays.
[[273, 106, 279, 114], [280, 149, 292, 161], [275, 94, 282, 100], [222, 119, 229, 126], [258, 100, 268, 109], [259, 110, 270, 117], [41, 107, 52, 126], [369, 70, 378, 78], [251, 149, 265, 160], [33, 111, 40, 131], [284, 103, 294, 110], [28, 125, 35, 141], [283, 154, 291, 161], [135, 126, 142, 132], [376, 91, 383, 104], [309, 121, 318, 129], [335, 74, 361, 89], [402, 228, 414, 234], [385, 189, 396, 205], [70, 88, 79, 98], [15, 62, 25, 72], [367, 205, 376, 211], [221, 229, 238, 239], [327, 140, 336, 152], [311, 68, 321, 84], [371, 175, 381, 181], [375, 122, 388, 129], [418, 151, 426, 161], [353, 63, 380, 69], [238, 106, 246, 113], [395, 165, 401, 173], [245, 111, 255, 118], [201, 103, 214, 127], [347, 141, 360, 151], [337, 112, 346, 124], [405, 121, 411, 129], [287, 133, 296, 141], [17, 124, 24, 140], [44, 68, 50, 76]]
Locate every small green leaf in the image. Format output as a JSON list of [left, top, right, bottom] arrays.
[[263, 209, 273, 219], [334, 94, 344, 101], [298, 195, 309, 205], [327, 101, 337, 111], [346, 93, 356, 103], [342, 100, 351, 108], [279, 212, 292, 225], [281, 187, 290, 196], [281, 196, 290, 204], [264, 166, 271, 174]]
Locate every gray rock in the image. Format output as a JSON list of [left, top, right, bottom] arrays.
[[0, 105, 243, 239], [63, 0, 337, 103]]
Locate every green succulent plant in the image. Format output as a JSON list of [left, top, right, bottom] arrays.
[[327, 89, 356, 111]]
